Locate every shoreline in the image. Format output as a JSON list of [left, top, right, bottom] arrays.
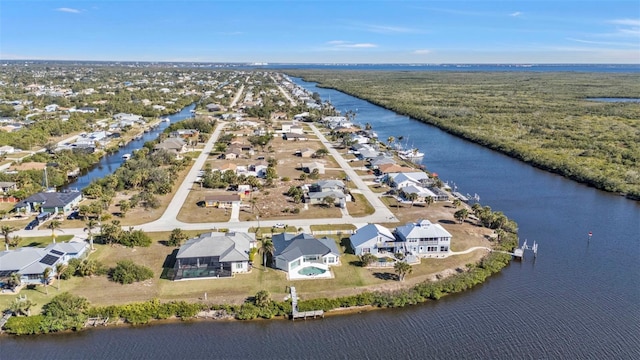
[[289, 73, 640, 201]]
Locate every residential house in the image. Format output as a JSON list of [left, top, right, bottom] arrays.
[[44, 104, 59, 112], [204, 194, 241, 208], [223, 149, 243, 160], [395, 219, 452, 255], [368, 155, 396, 169], [113, 113, 143, 122], [0, 145, 15, 155], [297, 148, 315, 158], [0, 182, 17, 195], [14, 191, 83, 214], [311, 180, 345, 193], [281, 122, 294, 133], [172, 232, 256, 280], [218, 163, 238, 173], [270, 111, 288, 121], [386, 172, 430, 189], [289, 125, 304, 134], [300, 161, 325, 175], [377, 163, 416, 175], [349, 224, 397, 256], [0, 241, 89, 287], [283, 133, 308, 141], [271, 233, 340, 275], [154, 138, 186, 156], [249, 161, 268, 178], [306, 190, 346, 206], [206, 103, 223, 112], [170, 129, 200, 140]]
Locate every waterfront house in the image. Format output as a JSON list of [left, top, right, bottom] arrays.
[[349, 224, 397, 256], [154, 138, 186, 156], [386, 172, 430, 189], [0, 241, 89, 288], [271, 233, 340, 276], [172, 232, 256, 280], [14, 191, 82, 215], [395, 219, 451, 255]]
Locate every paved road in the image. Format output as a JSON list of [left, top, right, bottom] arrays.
[[13, 81, 398, 238]]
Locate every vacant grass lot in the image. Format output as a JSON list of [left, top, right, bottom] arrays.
[[287, 70, 640, 199]]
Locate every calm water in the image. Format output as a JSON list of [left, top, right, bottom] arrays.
[[61, 104, 196, 191], [2, 77, 639, 360]]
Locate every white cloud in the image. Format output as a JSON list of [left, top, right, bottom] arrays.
[[413, 49, 431, 55], [566, 37, 639, 47], [56, 7, 81, 13], [609, 19, 640, 27], [326, 41, 378, 49], [510, 12, 522, 17]]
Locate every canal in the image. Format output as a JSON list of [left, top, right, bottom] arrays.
[[1, 79, 638, 360]]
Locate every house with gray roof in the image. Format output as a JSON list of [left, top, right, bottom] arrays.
[[14, 191, 82, 214], [349, 224, 397, 256], [172, 232, 256, 280], [271, 233, 339, 277], [0, 241, 89, 288]]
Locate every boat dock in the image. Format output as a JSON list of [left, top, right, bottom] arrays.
[[85, 317, 109, 327], [290, 286, 324, 321], [512, 239, 538, 259]]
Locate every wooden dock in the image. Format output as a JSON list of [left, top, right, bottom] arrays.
[[290, 286, 324, 321], [85, 317, 109, 327]]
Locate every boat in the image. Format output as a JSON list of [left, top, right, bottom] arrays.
[[398, 148, 424, 160], [122, 154, 131, 160], [162, 117, 170, 123]]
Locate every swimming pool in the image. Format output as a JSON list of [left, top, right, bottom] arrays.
[[298, 266, 327, 276]]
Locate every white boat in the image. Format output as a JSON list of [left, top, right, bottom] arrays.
[[162, 117, 170, 122], [122, 154, 131, 160], [398, 148, 424, 160]]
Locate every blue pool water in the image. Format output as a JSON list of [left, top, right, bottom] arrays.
[[298, 266, 326, 276]]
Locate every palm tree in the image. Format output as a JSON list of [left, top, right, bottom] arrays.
[[405, 192, 418, 207], [42, 267, 52, 294], [55, 262, 67, 290], [454, 208, 469, 224], [1, 225, 16, 250], [84, 219, 99, 250], [168, 228, 188, 247], [452, 199, 462, 209], [394, 261, 412, 282], [259, 239, 275, 271], [424, 196, 434, 208], [48, 220, 62, 243]]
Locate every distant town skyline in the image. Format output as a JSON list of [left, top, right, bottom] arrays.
[[1, 0, 639, 64]]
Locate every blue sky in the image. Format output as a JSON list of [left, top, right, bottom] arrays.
[[1, 0, 639, 63]]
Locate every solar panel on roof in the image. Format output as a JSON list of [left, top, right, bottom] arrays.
[[40, 254, 59, 266], [50, 249, 64, 256]]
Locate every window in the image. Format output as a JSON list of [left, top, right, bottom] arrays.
[[235, 263, 244, 269], [440, 246, 449, 252], [427, 246, 437, 252], [362, 248, 370, 254]]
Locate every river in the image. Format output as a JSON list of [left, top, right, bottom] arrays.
[[2, 78, 639, 360], [61, 104, 196, 191]]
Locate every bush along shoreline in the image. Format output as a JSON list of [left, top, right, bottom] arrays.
[[4, 217, 518, 336]]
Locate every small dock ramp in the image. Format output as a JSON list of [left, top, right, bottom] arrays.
[[290, 286, 324, 321], [512, 239, 538, 260]]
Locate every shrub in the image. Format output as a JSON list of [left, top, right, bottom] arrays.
[[111, 260, 154, 284]]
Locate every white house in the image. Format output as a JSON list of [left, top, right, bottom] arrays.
[[395, 219, 452, 256], [349, 224, 397, 256]]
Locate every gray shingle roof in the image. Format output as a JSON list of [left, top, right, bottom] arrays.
[[176, 232, 254, 262], [272, 233, 339, 262]]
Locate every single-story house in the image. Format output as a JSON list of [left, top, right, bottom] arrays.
[[377, 163, 416, 175], [0, 145, 15, 155], [0, 241, 89, 287], [283, 133, 308, 141], [368, 155, 396, 169], [349, 223, 397, 256], [224, 149, 242, 160], [204, 194, 241, 208], [310, 180, 345, 193], [154, 138, 186, 155], [301, 161, 325, 175], [0, 181, 17, 194], [271, 233, 340, 276], [172, 232, 256, 280], [219, 163, 238, 173], [306, 190, 346, 205], [206, 103, 224, 112], [14, 191, 82, 214], [386, 172, 430, 189], [297, 148, 315, 158]]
